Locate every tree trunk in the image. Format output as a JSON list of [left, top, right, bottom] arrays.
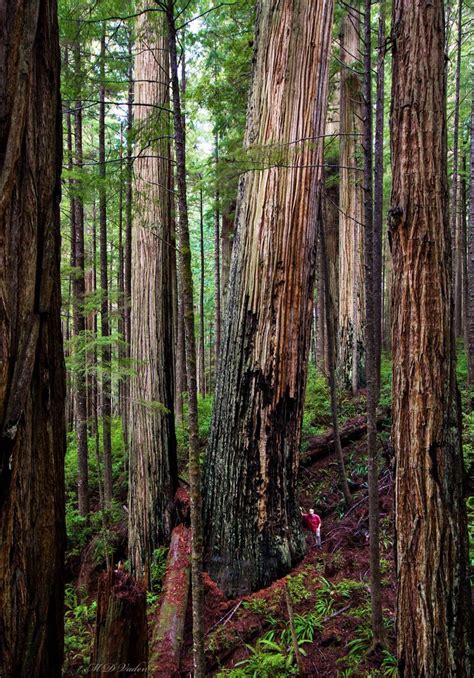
[[73, 42, 89, 517], [167, 1, 205, 674], [319, 194, 352, 507], [466, 84, 474, 384], [128, 8, 178, 582], [123, 33, 133, 456], [0, 1, 65, 674], [221, 200, 235, 303], [337, 6, 365, 393], [203, 0, 334, 597], [362, 0, 384, 646], [92, 569, 147, 677], [214, 131, 222, 368], [390, 1, 471, 674], [99, 26, 113, 506], [149, 525, 192, 677], [373, 1, 385, 391], [452, 0, 463, 337], [198, 185, 206, 396]]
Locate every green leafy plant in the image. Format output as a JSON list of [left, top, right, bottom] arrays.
[[287, 572, 311, 604], [235, 638, 302, 676]]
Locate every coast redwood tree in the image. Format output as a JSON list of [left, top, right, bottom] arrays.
[[390, 0, 471, 674], [0, 0, 66, 675], [128, 9, 178, 582], [203, 0, 334, 597]]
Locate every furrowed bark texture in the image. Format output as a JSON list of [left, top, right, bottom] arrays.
[[0, 0, 66, 674], [128, 9, 178, 582], [203, 0, 334, 597], [390, 1, 471, 675], [337, 7, 365, 393], [92, 570, 147, 677]]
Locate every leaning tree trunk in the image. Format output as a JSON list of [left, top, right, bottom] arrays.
[[0, 0, 66, 675], [390, 1, 471, 675], [128, 8, 178, 583], [203, 0, 334, 598], [337, 5, 365, 394]]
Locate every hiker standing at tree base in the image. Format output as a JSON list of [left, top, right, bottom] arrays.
[[300, 507, 322, 548]]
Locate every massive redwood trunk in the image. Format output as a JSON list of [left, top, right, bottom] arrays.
[[390, 1, 471, 674], [203, 0, 334, 597], [0, 0, 66, 675], [128, 8, 178, 582], [337, 6, 365, 393]]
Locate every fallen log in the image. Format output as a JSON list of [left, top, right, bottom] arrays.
[[300, 410, 388, 466], [90, 569, 147, 677], [149, 524, 192, 677]]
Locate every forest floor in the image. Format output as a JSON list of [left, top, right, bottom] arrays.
[[175, 419, 397, 677]]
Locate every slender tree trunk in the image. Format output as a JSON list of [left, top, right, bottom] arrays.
[[128, 8, 178, 583], [320, 194, 352, 507], [198, 185, 206, 396], [0, 1, 65, 673], [214, 131, 222, 367], [203, 0, 334, 597], [123, 34, 133, 457], [166, 1, 205, 674], [362, 0, 384, 647], [337, 6, 365, 393], [466, 85, 474, 384], [73, 42, 89, 517], [99, 26, 113, 506], [452, 0, 463, 337], [221, 200, 235, 303], [390, 1, 471, 674], [373, 1, 385, 391]]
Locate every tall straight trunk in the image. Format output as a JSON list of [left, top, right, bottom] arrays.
[[452, 0, 463, 337], [466, 85, 474, 384], [0, 1, 65, 674], [198, 186, 206, 396], [320, 195, 351, 507], [337, 6, 365, 393], [73, 43, 89, 517], [221, 201, 235, 303], [373, 1, 385, 389], [390, 1, 471, 674], [203, 0, 334, 597], [99, 26, 113, 506], [128, 8, 178, 582], [214, 131, 221, 367], [123, 35, 133, 461], [166, 2, 205, 674], [362, 0, 384, 646]]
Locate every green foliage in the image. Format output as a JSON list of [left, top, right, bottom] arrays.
[[302, 365, 331, 439], [63, 585, 97, 674], [150, 546, 168, 593], [242, 597, 268, 616], [286, 573, 311, 604], [234, 638, 302, 677]]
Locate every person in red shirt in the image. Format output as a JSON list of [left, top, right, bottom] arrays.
[[300, 507, 322, 548]]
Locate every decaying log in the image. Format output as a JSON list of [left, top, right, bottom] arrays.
[[91, 569, 147, 677], [149, 525, 192, 677], [300, 411, 388, 466]]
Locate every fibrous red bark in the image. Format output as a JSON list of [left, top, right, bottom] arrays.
[[0, 0, 66, 674]]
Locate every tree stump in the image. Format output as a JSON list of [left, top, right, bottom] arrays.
[[91, 569, 147, 677]]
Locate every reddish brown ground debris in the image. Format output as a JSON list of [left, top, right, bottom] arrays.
[[178, 435, 396, 676]]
